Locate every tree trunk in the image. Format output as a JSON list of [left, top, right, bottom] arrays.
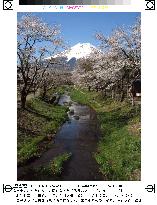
[[120, 76, 124, 102], [21, 88, 27, 109], [111, 89, 115, 99], [131, 96, 135, 106], [120, 91, 125, 102], [126, 85, 129, 99], [41, 86, 47, 100], [103, 89, 106, 98]]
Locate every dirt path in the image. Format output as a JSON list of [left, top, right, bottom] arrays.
[[17, 95, 104, 181]]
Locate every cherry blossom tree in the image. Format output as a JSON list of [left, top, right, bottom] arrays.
[[17, 14, 65, 108], [39, 66, 72, 100], [72, 16, 141, 101], [95, 16, 141, 100]]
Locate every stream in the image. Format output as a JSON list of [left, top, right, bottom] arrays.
[[17, 94, 103, 181]]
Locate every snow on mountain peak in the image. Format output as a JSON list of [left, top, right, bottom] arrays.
[[66, 43, 96, 61], [46, 43, 97, 61]]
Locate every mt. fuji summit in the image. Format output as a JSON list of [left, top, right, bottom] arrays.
[[46, 43, 99, 68]]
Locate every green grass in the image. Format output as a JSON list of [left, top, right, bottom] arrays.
[[36, 152, 72, 176], [69, 88, 102, 109], [69, 87, 141, 181], [26, 98, 68, 134], [21, 152, 72, 180], [17, 97, 68, 165], [50, 152, 72, 175], [17, 135, 45, 165], [47, 85, 72, 96], [27, 98, 68, 120]]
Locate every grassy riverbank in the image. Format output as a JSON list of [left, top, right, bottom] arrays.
[[50, 152, 72, 175], [17, 98, 68, 166], [69, 88, 141, 181]]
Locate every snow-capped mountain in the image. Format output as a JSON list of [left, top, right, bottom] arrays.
[[57, 43, 97, 61], [46, 43, 98, 68]]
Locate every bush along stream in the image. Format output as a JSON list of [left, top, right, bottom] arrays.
[[17, 92, 104, 181]]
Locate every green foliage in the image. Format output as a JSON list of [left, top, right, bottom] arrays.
[[55, 86, 71, 95], [69, 87, 141, 180], [17, 136, 45, 165], [50, 152, 72, 175], [26, 98, 68, 134], [95, 127, 140, 180], [69, 88, 102, 109], [26, 98, 68, 120], [47, 86, 73, 96], [25, 152, 72, 179], [17, 97, 68, 165]]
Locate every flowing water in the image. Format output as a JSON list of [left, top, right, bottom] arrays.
[[17, 95, 103, 181]]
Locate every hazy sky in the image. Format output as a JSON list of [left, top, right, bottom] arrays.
[[17, 12, 140, 47]]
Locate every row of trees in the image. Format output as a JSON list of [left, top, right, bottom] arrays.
[[17, 14, 141, 108], [72, 17, 141, 101], [17, 15, 70, 108]]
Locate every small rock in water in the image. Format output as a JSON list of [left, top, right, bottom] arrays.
[[73, 115, 79, 120], [69, 109, 74, 115], [63, 102, 68, 106], [68, 101, 72, 106]]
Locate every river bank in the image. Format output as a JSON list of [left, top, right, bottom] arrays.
[[17, 94, 103, 181], [69, 88, 141, 181], [17, 97, 68, 166], [17, 87, 141, 181]]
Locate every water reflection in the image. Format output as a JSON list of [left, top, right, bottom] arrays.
[[18, 95, 103, 181]]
